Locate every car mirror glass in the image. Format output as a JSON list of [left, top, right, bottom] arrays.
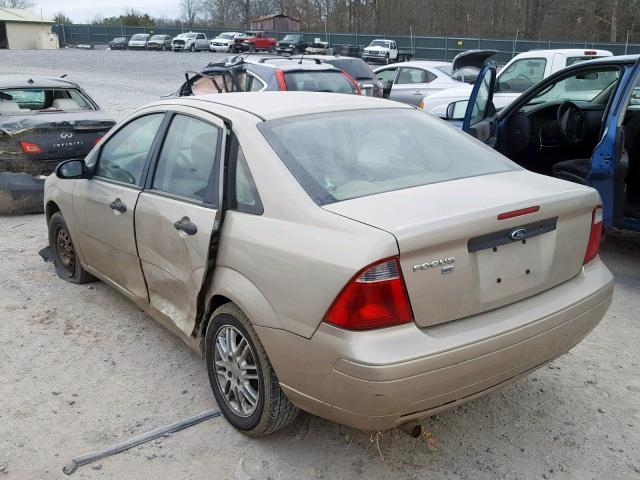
[[446, 100, 468, 120], [56, 159, 86, 179]]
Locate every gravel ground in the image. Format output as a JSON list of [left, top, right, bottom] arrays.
[[1, 49, 639, 480]]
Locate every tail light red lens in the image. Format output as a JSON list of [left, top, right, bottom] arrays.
[[342, 72, 363, 95], [93, 135, 104, 146], [324, 257, 413, 330], [583, 206, 603, 265], [19, 141, 42, 154], [275, 69, 288, 91]]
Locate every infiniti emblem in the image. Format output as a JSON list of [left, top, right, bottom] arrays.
[[510, 228, 528, 241], [60, 132, 73, 139]]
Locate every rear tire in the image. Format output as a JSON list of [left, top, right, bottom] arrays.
[[249, 43, 256, 53], [48, 212, 95, 284], [205, 303, 299, 436]]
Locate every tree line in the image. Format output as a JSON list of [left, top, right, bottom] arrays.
[[52, 0, 640, 43]]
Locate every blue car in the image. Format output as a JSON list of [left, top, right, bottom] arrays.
[[451, 55, 640, 232]]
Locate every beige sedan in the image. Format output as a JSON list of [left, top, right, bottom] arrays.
[[44, 92, 613, 435]]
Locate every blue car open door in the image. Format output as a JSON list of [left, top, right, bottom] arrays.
[[462, 63, 497, 147]]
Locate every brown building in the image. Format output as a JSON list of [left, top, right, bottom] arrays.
[[250, 14, 300, 32]]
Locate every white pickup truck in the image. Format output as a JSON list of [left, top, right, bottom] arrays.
[[171, 32, 209, 52], [420, 49, 612, 117], [362, 39, 413, 64]]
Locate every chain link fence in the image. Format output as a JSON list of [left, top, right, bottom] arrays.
[[53, 24, 640, 63]]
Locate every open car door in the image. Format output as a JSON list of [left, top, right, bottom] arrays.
[[461, 63, 498, 147]]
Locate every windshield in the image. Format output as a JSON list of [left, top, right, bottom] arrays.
[[370, 40, 390, 48], [112, 37, 125, 42], [150, 35, 164, 41], [180, 33, 196, 39], [218, 33, 235, 40], [282, 35, 301, 42], [284, 71, 358, 94], [498, 58, 546, 93], [258, 109, 516, 205], [526, 67, 621, 106], [131, 34, 148, 41], [0, 88, 95, 114]]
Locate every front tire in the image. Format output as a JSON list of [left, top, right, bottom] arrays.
[[190, 44, 195, 52], [48, 212, 95, 284], [385, 53, 390, 64], [205, 303, 298, 436]]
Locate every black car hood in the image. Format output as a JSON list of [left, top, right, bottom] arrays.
[[452, 49, 497, 70]]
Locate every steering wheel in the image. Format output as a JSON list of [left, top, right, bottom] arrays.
[[556, 101, 587, 144], [515, 74, 533, 84]]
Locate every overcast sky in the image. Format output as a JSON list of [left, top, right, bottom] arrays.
[[35, 1, 182, 23]]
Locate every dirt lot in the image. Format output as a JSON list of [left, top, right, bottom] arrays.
[[1, 49, 639, 480]]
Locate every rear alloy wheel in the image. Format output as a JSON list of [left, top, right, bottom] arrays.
[[48, 212, 95, 284], [205, 303, 298, 436]]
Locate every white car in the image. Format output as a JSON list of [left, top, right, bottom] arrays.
[[210, 32, 245, 52], [420, 49, 613, 117], [127, 33, 150, 50], [374, 51, 494, 106]]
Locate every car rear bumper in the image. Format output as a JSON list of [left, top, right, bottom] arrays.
[[256, 257, 613, 431]]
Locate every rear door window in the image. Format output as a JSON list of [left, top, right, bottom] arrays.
[[396, 68, 435, 84], [152, 114, 220, 202]]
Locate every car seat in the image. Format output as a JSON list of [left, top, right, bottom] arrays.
[[52, 98, 81, 110], [0, 100, 22, 112]]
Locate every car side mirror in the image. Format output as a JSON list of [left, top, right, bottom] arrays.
[[55, 159, 87, 179], [446, 100, 469, 120]]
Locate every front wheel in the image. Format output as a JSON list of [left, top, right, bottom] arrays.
[[385, 53, 390, 64], [190, 44, 196, 52], [205, 303, 299, 436], [48, 212, 95, 284]]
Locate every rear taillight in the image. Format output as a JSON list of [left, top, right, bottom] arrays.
[[275, 69, 288, 91], [584, 206, 603, 265], [324, 257, 413, 330], [93, 135, 104, 146], [19, 141, 42, 154], [342, 72, 363, 95]]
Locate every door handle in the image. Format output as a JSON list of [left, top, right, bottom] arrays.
[[109, 198, 127, 213], [174, 216, 198, 236]]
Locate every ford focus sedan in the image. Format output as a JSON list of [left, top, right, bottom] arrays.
[[44, 92, 613, 435]]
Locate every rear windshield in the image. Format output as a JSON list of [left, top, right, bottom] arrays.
[[131, 34, 148, 41], [0, 88, 95, 114], [327, 59, 374, 81], [258, 109, 516, 205], [566, 56, 607, 66], [284, 71, 358, 94]]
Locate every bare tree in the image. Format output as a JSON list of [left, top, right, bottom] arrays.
[[0, 0, 36, 7], [180, 0, 204, 28]]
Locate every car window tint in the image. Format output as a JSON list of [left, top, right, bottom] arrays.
[[498, 58, 547, 93], [259, 109, 516, 205], [246, 75, 264, 92], [284, 71, 357, 94], [396, 68, 432, 84], [233, 146, 263, 214], [526, 67, 621, 106], [96, 114, 163, 185], [152, 114, 219, 201], [469, 70, 493, 126], [377, 68, 397, 86]]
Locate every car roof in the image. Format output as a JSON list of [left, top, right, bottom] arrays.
[[246, 58, 338, 72], [166, 91, 412, 121], [513, 48, 613, 58], [0, 75, 78, 89], [376, 60, 450, 70]]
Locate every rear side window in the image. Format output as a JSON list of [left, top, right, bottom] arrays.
[[396, 68, 435, 84], [0, 88, 94, 112], [259, 109, 516, 205], [97, 114, 164, 185], [284, 71, 358, 94], [232, 146, 263, 214], [152, 114, 220, 202]]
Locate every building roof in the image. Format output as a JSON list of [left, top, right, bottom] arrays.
[[253, 13, 300, 23], [0, 7, 53, 24]]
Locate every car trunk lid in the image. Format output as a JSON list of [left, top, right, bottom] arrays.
[[323, 170, 599, 328], [4, 110, 114, 162]]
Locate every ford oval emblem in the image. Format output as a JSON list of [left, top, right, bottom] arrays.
[[510, 228, 527, 241]]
